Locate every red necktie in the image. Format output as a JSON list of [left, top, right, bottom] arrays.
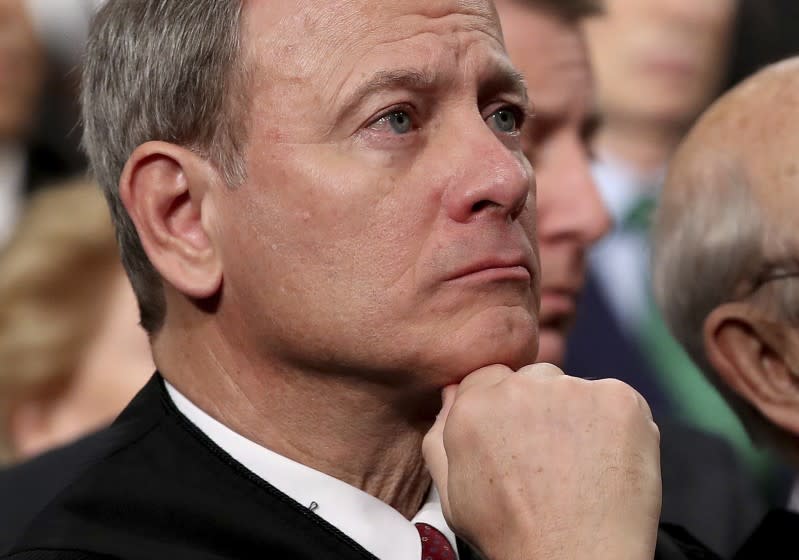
[[415, 522, 456, 560]]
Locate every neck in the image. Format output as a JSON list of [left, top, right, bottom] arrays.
[[594, 116, 687, 175], [152, 316, 432, 520]]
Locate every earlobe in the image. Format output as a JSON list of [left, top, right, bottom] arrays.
[[119, 142, 223, 300], [704, 304, 799, 433]]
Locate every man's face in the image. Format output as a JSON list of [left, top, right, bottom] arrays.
[[498, 2, 610, 365], [583, 0, 736, 128], [210, 0, 539, 391]]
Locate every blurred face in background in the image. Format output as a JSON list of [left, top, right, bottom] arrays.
[[583, 0, 737, 129], [10, 271, 153, 461], [497, 1, 611, 365], [0, 0, 46, 140]]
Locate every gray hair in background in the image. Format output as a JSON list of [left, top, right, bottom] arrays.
[[652, 158, 760, 369], [81, 0, 248, 333], [652, 156, 799, 454]]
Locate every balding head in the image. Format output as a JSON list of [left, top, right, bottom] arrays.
[[673, 57, 799, 210], [653, 57, 799, 464]]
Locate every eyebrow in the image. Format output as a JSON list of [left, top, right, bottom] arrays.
[[338, 69, 439, 118], [477, 63, 530, 112], [338, 64, 530, 120]]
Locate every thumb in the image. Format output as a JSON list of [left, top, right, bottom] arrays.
[[422, 385, 458, 516]]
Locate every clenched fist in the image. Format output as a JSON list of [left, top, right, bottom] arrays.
[[423, 363, 661, 560]]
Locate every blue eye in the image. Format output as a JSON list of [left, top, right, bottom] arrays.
[[488, 107, 520, 134], [373, 110, 413, 134]]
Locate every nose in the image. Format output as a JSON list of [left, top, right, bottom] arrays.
[[537, 138, 611, 245], [442, 123, 533, 224]]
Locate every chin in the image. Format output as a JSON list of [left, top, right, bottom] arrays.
[[535, 328, 566, 367], [455, 310, 539, 374], [409, 306, 539, 388]]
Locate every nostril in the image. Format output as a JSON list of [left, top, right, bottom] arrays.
[[471, 200, 494, 213]]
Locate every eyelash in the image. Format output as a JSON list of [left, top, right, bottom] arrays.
[[367, 104, 418, 131], [491, 103, 527, 132], [365, 102, 528, 134]]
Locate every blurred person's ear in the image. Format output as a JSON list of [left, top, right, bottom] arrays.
[[7, 390, 65, 461], [119, 142, 223, 301], [704, 303, 799, 435]]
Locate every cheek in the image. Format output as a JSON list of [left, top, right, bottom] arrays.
[[232, 148, 437, 299]]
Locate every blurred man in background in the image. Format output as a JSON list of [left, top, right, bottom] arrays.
[[564, 0, 767, 477], [653, 56, 799, 557], [0, 0, 99, 247], [0, 0, 46, 245], [21, 0, 100, 69], [495, 0, 764, 554]]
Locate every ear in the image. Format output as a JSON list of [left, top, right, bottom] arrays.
[[119, 142, 222, 299], [704, 302, 799, 434]]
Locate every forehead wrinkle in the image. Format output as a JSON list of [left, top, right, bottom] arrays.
[[267, 0, 502, 77], [243, 0, 510, 136], [241, 0, 375, 84], [324, 20, 511, 112]]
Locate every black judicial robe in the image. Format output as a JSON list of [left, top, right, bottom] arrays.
[[733, 509, 799, 560], [1, 375, 720, 560]]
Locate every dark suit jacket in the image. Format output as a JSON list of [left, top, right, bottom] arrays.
[[1, 374, 720, 560], [733, 509, 799, 560], [565, 271, 670, 415]]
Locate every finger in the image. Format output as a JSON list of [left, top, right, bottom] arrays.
[[517, 362, 565, 378], [422, 385, 458, 514], [456, 364, 513, 397], [594, 378, 655, 423], [423, 386, 456, 482]]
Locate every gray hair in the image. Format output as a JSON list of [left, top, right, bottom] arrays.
[[652, 159, 760, 369], [81, 0, 248, 333], [652, 157, 799, 455]]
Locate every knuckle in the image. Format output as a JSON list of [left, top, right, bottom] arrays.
[[497, 373, 537, 406], [651, 420, 661, 444], [597, 377, 637, 399], [595, 378, 644, 413], [518, 362, 565, 378], [458, 364, 513, 393]]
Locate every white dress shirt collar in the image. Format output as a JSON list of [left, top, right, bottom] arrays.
[[165, 381, 458, 560], [591, 154, 665, 227]]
